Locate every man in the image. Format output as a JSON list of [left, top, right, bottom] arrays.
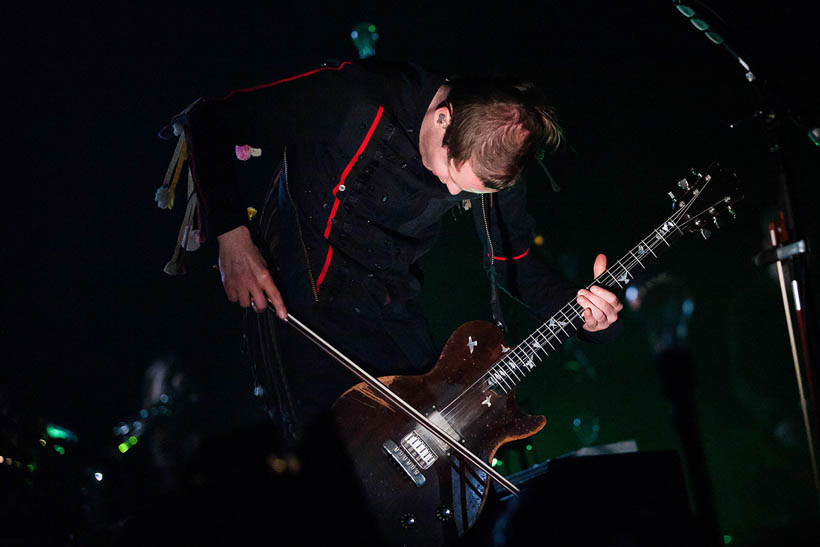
[[160, 58, 622, 441]]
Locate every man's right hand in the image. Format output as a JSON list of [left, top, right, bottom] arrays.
[[216, 225, 287, 319]]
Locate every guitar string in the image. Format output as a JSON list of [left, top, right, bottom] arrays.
[[437, 196, 708, 424], [439, 188, 725, 424]]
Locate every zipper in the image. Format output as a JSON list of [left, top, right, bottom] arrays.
[[282, 150, 319, 303], [481, 194, 495, 266], [481, 194, 507, 331]]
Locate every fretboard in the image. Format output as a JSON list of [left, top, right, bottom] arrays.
[[485, 217, 686, 394]]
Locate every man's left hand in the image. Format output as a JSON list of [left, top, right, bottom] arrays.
[[578, 253, 623, 333]]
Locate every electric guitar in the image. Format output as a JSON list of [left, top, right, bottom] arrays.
[[331, 163, 743, 546]]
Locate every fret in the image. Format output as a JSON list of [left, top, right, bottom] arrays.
[[502, 355, 523, 382], [521, 339, 544, 360], [533, 330, 556, 351], [604, 269, 623, 289], [628, 248, 644, 269], [638, 240, 658, 258], [488, 366, 512, 392], [654, 225, 671, 247], [614, 260, 632, 284], [558, 308, 577, 333]]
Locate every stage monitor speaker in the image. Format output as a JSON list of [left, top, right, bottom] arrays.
[[466, 450, 705, 547]]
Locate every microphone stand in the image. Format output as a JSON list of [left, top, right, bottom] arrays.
[[672, 0, 820, 507]]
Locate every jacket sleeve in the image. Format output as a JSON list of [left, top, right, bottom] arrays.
[[470, 183, 622, 343], [158, 61, 358, 238]]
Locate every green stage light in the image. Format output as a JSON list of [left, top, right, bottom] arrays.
[[690, 18, 709, 31], [675, 4, 695, 17], [351, 22, 379, 59], [45, 423, 78, 442]]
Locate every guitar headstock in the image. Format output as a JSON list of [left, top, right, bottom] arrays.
[[668, 162, 743, 239]]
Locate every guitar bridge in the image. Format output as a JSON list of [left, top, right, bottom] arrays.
[[383, 439, 427, 487]]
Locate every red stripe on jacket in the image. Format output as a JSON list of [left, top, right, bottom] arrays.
[[316, 105, 385, 290], [489, 248, 530, 261], [223, 62, 352, 98]]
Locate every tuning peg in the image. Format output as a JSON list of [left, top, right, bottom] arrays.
[[677, 178, 690, 191], [700, 228, 712, 240], [689, 168, 702, 179], [712, 216, 720, 229], [727, 206, 736, 219]]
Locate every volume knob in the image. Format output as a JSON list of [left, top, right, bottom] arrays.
[[400, 512, 417, 528], [435, 505, 453, 522]]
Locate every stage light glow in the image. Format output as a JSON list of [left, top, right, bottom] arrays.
[[46, 424, 78, 442], [128, 436, 139, 446], [723, 535, 733, 544], [351, 22, 379, 59], [491, 458, 502, 467], [705, 31, 724, 44], [690, 18, 709, 31], [94, 472, 103, 481], [675, 4, 695, 17], [118, 443, 129, 453], [0, 456, 4, 464], [525, 444, 533, 451], [53, 445, 65, 455]]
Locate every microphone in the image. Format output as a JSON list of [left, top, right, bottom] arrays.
[[753, 240, 807, 266]]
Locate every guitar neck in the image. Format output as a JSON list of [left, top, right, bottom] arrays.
[[486, 215, 687, 394]]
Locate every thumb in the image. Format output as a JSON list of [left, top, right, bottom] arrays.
[[593, 253, 607, 278]]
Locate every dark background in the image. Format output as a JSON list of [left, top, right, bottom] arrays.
[[11, 0, 820, 544]]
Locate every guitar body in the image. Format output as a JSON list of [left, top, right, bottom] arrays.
[[332, 320, 546, 546], [330, 165, 741, 545]]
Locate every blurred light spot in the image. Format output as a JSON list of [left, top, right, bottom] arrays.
[[94, 472, 103, 481], [690, 18, 709, 30], [533, 234, 545, 246], [675, 4, 695, 17]]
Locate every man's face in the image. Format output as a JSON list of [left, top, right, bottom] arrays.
[[420, 106, 498, 196]]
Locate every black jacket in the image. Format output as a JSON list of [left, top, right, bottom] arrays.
[[162, 59, 618, 347]]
